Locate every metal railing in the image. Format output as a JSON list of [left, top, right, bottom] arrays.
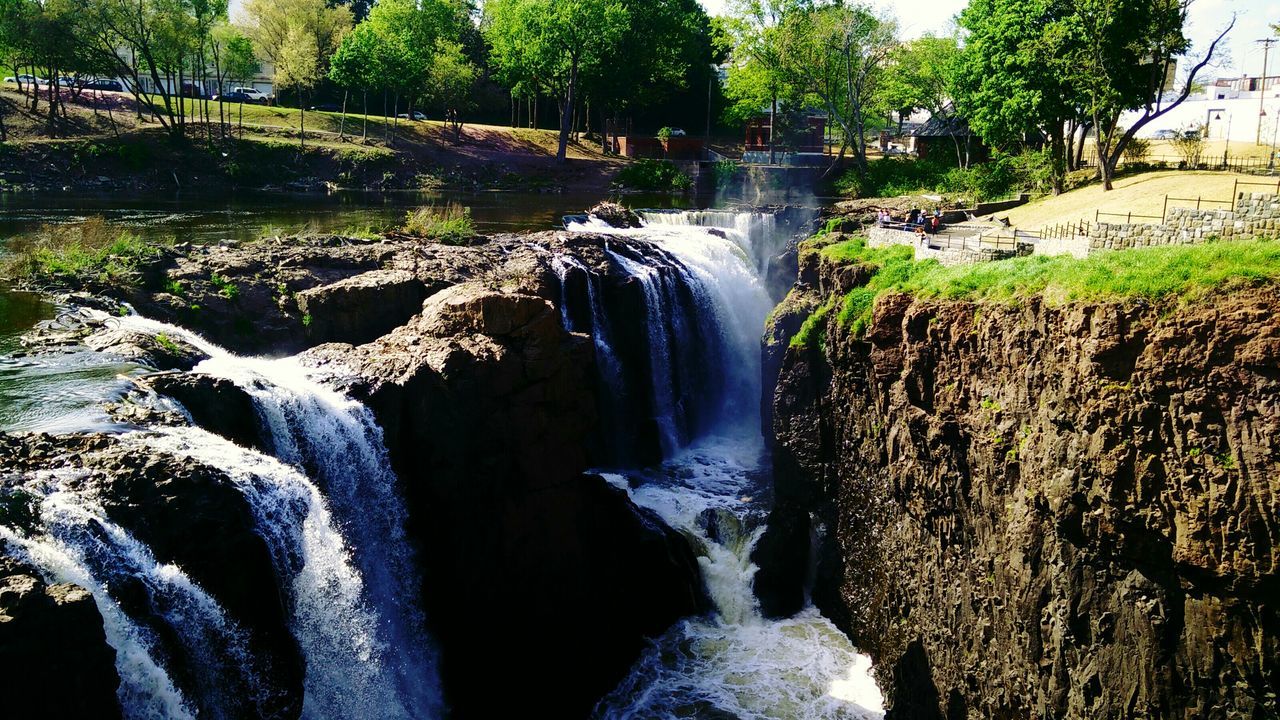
[[1095, 209, 1164, 223]]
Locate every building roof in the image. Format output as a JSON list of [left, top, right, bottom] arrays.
[[912, 113, 973, 138]]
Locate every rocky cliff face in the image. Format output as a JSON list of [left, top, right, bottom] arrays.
[[765, 243, 1280, 719], [301, 278, 704, 717]]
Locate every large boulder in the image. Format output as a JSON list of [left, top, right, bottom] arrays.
[[84, 327, 208, 371], [137, 372, 267, 452], [0, 555, 122, 720], [301, 283, 704, 716], [294, 269, 430, 346]]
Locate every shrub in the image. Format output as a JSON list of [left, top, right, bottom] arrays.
[[1171, 126, 1206, 167], [1123, 137, 1151, 164], [402, 203, 476, 244], [0, 217, 167, 285], [836, 151, 1043, 202], [614, 159, 693, 192]]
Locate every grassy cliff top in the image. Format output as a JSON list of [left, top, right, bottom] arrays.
[[793, 236, 1280, 347]]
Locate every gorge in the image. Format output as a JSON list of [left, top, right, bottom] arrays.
[[2, 200, 1277, 719]]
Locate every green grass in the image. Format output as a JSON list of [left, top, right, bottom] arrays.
[[817, 236, 1280, 337], [402, 203, 476, 244], [0, 217, 168, 284], [614, 159, 693, 192], [790, 300, 834, 350]]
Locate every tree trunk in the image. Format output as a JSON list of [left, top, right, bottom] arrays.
[[362, 91, 368, 141], [769, 92, 777, 164], [339, 90, 348, 140], [557, 63, 578, 163], [1049, 123, 1067, 195], [300, 94, 306, 151]]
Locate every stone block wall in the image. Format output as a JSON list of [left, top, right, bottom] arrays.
[[867, 226, 1022, 266], [1082, 192, 1280, 253]]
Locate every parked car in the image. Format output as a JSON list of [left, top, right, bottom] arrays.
[[666, 127, 687, 136], [216, 90, 262, 104], [1151, 129, 1178, 140], [396, 111, 427, 121], [56, 76, 77, 87], [3, 74, 44, 85], [82, 78, 124, 92], [232, 87, 268, 103], [310, 103, 343, 112]]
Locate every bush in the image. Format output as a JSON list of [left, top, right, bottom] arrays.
[[0, 217, 167, 285], [614, 159, 693, 192], [836, 151, 1046, 202], [402, 203, 476, 244], [1123, 137, 1151, 164]]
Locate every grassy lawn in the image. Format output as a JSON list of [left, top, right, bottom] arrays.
[[1000, 171, 1272, 229], [793, 235, 1280, 347]]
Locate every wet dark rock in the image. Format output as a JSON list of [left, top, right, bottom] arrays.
[[84, 326, 208, 371], [300, 282, 704, 717], [588, 201, 642, 228], [137, 373, 268, 452], [767, 250, 1280, 719], [0, 555, 122, 720], [0, 434, 304, 720]]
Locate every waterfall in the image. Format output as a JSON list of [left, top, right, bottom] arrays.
[[564, 209, 886, 719], [636, 209, 783, 279], [113, 315, 442, 720], [1, 468, 267, 720]]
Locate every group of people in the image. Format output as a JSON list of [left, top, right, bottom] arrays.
[[875, 207, 945, 235]]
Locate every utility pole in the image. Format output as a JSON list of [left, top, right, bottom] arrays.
[[1258, 38, 1276, 145]]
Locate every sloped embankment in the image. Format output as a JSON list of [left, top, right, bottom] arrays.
[[760, 235, 1280, 718]]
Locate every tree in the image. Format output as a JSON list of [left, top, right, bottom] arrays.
[[275, 23, 319, 148], [721, 0, 803, 162], [214, 24, 258, 137], [484, 0, 629, 162], [880, 34, 966, 165], [427, 39, 477, 141], [954, 0, 1086, 194], [1067, 0, 1233, 190], [775, 1, 897, 172], [242, 0, 351, 103]]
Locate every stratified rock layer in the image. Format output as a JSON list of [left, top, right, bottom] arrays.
[[302, 281, 704, 717], [767, 253, 1280, 719]]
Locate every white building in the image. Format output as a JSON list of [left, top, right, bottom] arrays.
[[1121, 74, 1280, 145]]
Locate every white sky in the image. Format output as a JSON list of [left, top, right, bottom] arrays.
[[698, 0, 1280, 78]]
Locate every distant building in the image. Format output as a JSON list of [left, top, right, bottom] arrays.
[[909, 113, 988, 163]]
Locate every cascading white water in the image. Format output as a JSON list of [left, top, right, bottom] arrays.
[[564, 210, 885, 719], [637, 209, 783, 279], [112, 315, 443, 720], [0, 468, 268, 720]]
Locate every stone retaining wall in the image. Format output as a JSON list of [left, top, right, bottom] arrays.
[[868, 226, 1021, 266], [1082, 192, 1280, 253]]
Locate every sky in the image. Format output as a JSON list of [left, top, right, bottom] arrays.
[[697, 0, 1280, 78]]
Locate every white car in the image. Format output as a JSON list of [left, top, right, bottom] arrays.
[[397, 111, 427, 121], [232, 87, 268, 102], [3, 74, 43, 85]]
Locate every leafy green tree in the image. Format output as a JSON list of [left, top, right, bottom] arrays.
[[427, 39, 477, 141], [275, 23, 319, 148], [242, 0, 351, 105], [954, 0, 1085, 194], [213, 24, 258, 137], [1066, 0, 1233, 189], [879, 35, 966, 164], [775, 1, 896, 171], [720, 0, 802, 161], [484, 0, 629, 162]]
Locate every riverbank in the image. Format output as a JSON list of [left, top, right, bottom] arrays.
[[0, 88, 626, 193]]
